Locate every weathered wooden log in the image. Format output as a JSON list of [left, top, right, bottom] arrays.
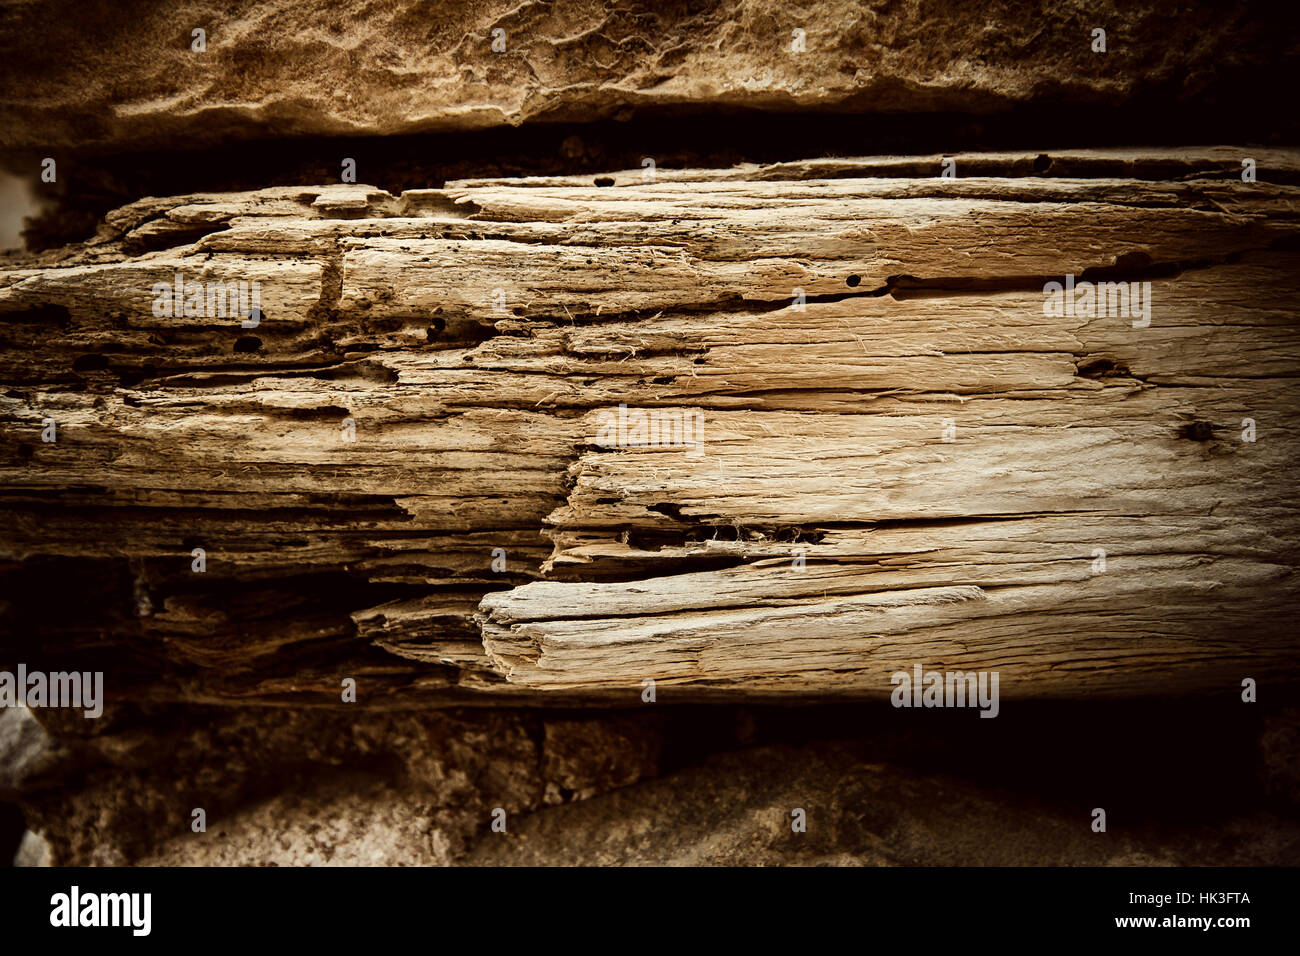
[[2, 148, 1298, 704]]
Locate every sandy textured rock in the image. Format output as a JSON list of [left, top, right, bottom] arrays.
[[0, 708, 63, 796], [16, 703, 1296, 866], [11, 705, 667, 865], [465, 745, 1194, 866], [2, 1, 1297, 153]]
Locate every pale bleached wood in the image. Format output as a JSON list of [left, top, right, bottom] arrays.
[[2, 154, 1298, 704]]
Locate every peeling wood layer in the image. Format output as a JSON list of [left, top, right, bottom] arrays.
[[2, 150, 1298, 704]]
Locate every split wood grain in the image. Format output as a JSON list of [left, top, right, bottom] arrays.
[[2, 150, 1297, 703]]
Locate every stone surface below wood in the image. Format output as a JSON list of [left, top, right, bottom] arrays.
[[6, 702, 1296, 866]]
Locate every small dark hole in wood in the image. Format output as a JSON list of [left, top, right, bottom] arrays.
[[846, 274, 861, 287], [290, 405, 349, 420], [234, 336, 262, 353], [1115, 250, 1153, 270], [73, 354, 108, 372], [1078, 358, 1130, 379], [594, 177, 615, 187], [1177, 421, 1215, 442], [118, 364, 156, 388], [1033, 153, 1053, 174]]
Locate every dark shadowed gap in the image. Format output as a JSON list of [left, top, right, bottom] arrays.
[[651, 692, 1297, 830], [8, 89, 1300, 250]]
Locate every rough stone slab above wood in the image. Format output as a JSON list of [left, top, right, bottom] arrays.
[[4, 2, 1298, 153]]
